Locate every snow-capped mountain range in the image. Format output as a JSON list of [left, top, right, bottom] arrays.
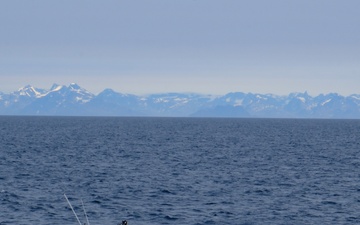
[[1, 83, 360, 118]]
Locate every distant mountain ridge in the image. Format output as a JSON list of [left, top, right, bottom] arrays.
[[1, 83, 360, 118]]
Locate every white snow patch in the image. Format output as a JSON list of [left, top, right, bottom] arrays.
[[256, 95, 267, 100], [52, 85, 64, 92], [351, 95, 360, 100], [297, 97, 305, 103], [31, 87, 42, 97], [38, 85, 64, 98], [155, 98, 169, 103], [321, 99, 332, 106], [19, 91, 27, 96], [174, 98, 189, 103], [78, 98, 91, 103], [234, 99, 243, 106]]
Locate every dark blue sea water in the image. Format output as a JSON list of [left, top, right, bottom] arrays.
[[1, 117, 360, 225]]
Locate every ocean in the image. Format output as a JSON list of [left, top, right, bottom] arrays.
[[0, 116, 360, 225]]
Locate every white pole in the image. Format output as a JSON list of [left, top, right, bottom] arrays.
[[64, 194, 82, 225]]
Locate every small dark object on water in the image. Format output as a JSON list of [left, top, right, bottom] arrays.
[[121, 220, 128, 225]]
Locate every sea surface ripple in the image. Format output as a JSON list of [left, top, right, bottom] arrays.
[[1, 117, 360, 224]]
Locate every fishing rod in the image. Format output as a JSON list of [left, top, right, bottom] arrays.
[[64, 193, 83, 225], [64, 193, 127, 225], [81, 198, 91, 225]]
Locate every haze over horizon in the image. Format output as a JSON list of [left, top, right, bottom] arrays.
[[1, 0, 359, 96]]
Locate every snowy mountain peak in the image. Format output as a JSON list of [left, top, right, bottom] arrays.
[[69, 83, 81, 90], [17, 85, 44, 98], [67, 84, 94, 103]]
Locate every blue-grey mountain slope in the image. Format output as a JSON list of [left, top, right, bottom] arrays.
[[86, 89, 142, 116], [0, 84, 360, 118]]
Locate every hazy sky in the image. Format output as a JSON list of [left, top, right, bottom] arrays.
[[1, 0, 359, 95]]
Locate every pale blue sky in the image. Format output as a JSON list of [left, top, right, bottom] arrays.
[[1, 0, 359, 95]]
